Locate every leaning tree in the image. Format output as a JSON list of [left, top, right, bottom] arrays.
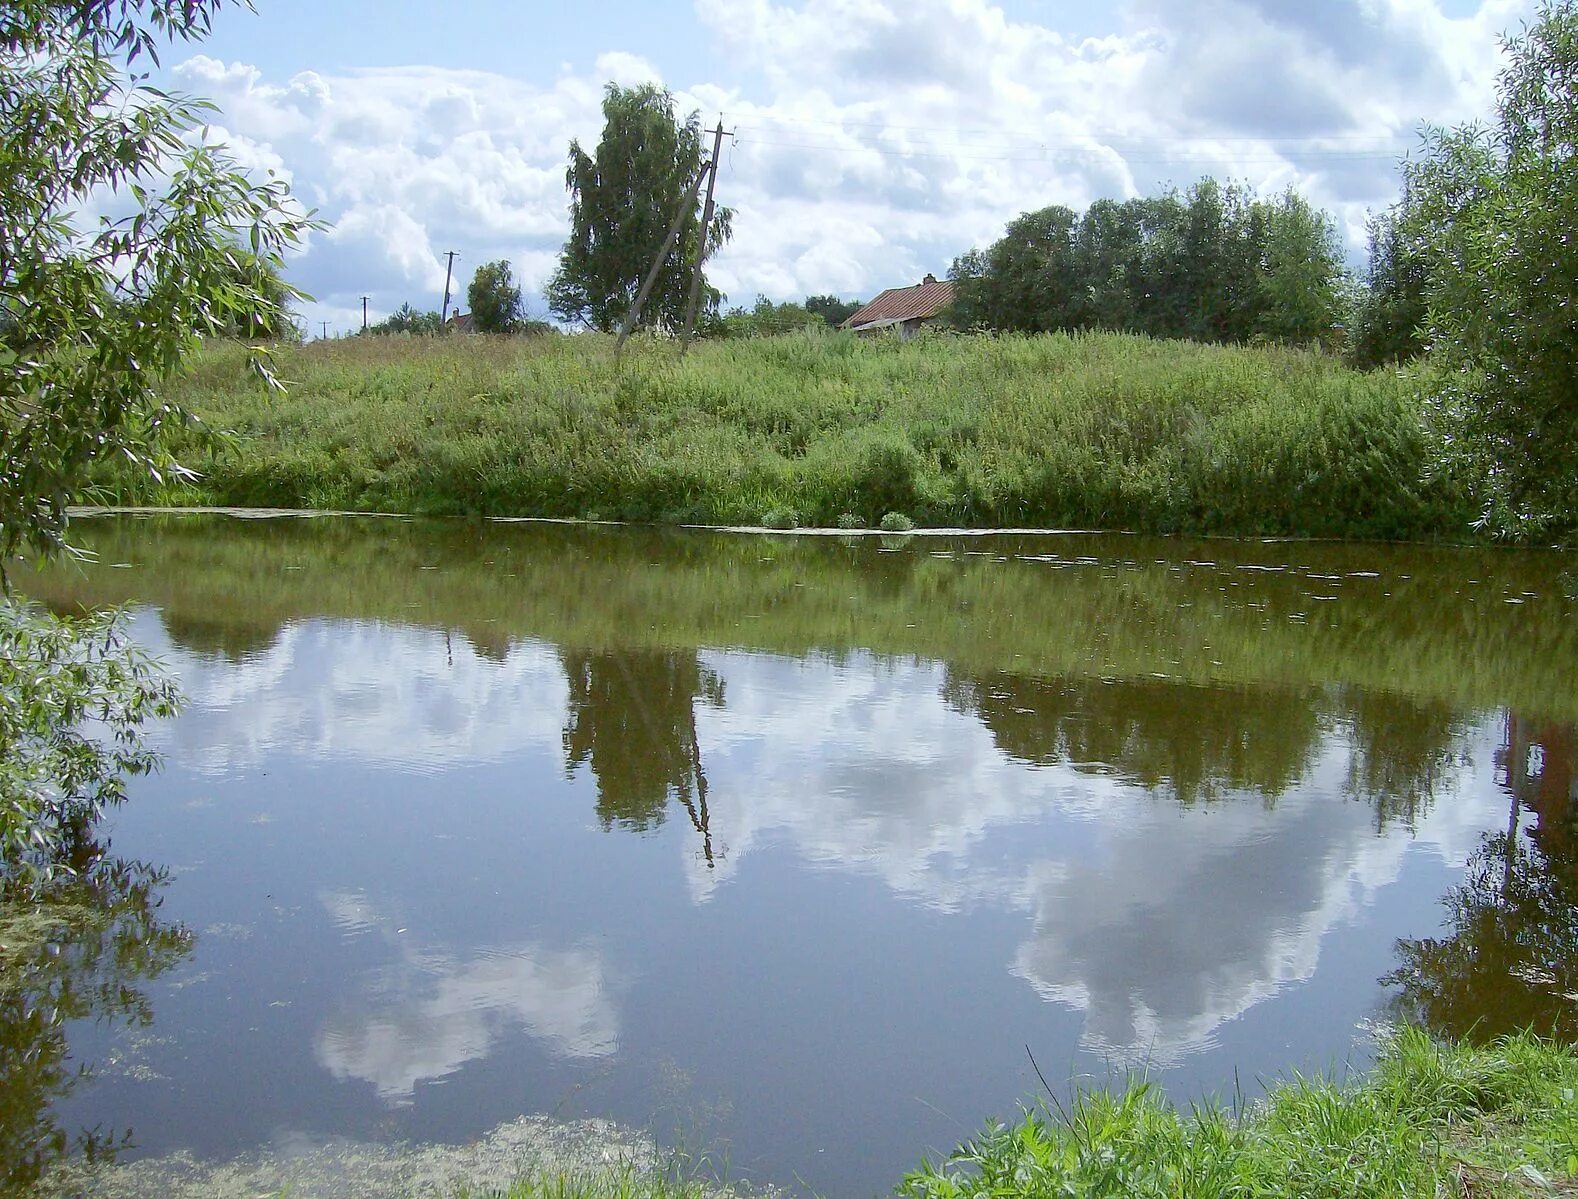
[[547, 83, 732, 334]]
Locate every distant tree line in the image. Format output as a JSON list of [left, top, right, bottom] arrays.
[[947, 179, 1345, 349], [717, 293, 863, 338], [368, 259, 551, 336]]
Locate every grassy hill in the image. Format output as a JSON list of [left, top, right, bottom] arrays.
[[110, 329, 1474, 540]]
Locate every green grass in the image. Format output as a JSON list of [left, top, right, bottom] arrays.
[[104, 329, 1476, 541], [902, 1029, 1578, 1199]]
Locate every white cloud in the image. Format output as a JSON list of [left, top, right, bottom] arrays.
[[164, 0, 1532, 332]]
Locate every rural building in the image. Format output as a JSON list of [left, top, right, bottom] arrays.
[[444, 311, 476, 334], [842, 274, 954, 339]]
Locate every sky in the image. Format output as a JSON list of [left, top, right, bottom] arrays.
[[150, 0, 1534, 335]]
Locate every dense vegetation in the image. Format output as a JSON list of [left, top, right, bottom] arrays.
[[948, 180, 1344, 350], [111, 331, 1472, 541], [901, 1030, 1578, 1199], [949, 2, 1578, 537]]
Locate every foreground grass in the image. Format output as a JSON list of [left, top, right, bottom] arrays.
[[111, 330, 1475, 540], [901, 1029, 1578, 1199]]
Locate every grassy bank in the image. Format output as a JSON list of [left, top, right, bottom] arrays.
[[109, 330, 1473, 540], [898, 1029, 1578, 1199]]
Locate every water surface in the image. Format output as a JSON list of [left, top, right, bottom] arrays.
[[14, 515, 1578, 1197]]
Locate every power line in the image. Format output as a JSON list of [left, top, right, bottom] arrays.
[[731, 133, 1406, 165], [738, 111, 1419, 146]]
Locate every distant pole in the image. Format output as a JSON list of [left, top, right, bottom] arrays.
[[361, 295, 369, 333], [320, 320, 329, 341], [681, 120, 730, 355], [615, 164, 709, 357], [440, 250, 459, 328]]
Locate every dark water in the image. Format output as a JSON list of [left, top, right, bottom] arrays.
[[13, 514, 1578, 1197]]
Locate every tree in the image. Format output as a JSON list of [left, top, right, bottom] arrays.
[[1, 0, 311, 571], [949, 204, 1080, 333], [1348, 194, 1432, 369], [217, 249, 300, 341], [466, 259, 523, 334], [1255, 189, 1345, 346], [946, 182, 1345, 347], [719, 295, 821, 338], [369, 302, 442, 335], [1407, 1, 1578, 536], [804, 294, 862, 328], [547, 84, 733, 334], [0, 1, 307, 882]]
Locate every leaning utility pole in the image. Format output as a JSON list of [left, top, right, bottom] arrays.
[[439, 250, 459, 328], [680, 120, 730, 354], [614, 164, 710, 357]]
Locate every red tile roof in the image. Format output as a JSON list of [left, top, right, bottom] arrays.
[[842, 275, 955, 329]]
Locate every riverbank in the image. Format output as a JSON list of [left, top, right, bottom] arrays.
[[899, 1028, 1578, 1199], [104, 331, 1475, 541], [34, 1030, 1578, 1197]]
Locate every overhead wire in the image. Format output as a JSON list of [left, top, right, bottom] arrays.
[[730, 133, 1407, 165], [715, 111, 1413, 169]]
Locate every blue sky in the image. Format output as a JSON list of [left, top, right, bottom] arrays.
[[154, 0, 1533, 334]]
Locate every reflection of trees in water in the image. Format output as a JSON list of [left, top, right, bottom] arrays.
[[943, 670, 1476, 824], [0, 854, 193, 1195], [941, 671, 1321, 805], [1386, 715, 1578, 1041], [561, 651, 725, 865], [1342, 689, 1475, 832], [158, 610, 279, 662]]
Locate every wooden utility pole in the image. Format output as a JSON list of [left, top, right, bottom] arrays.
[[440, 250, 459, 327], [320, 320, 329, 341], [361, 295, 369, 332], [614, 164, 710, 357], [681, 120, 730, 354]]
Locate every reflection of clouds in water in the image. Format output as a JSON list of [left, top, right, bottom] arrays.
[[315, 892, 617, 1103], [1014, 725, 1510, 1065], [156, 620, 568, 775], [140, 603, 1513, 1071], [688, 652, 1072, 908], [694, 656, 1509, 1063]]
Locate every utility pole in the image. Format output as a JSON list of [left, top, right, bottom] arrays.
[[615, 165, 710, 357], [320, 320, 330, 341], [681, 120, 730, 354], [440, 250, 459, 328], [361, 295, 369, 333]]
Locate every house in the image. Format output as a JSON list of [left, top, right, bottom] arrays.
[[841, 274, 954, 340], [444, 311, 476, 334]]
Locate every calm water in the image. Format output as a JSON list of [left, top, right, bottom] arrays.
[[13, 514, 1578, 1197]]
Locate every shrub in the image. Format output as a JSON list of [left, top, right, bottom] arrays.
[[762, 508, 800, 530]]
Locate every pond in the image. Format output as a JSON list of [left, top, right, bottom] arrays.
[[12, 513, 1578, 1197]]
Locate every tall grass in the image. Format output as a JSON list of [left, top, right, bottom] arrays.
[[901, 1028, 1578, 1199], [113, 329, 1473, 540]]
